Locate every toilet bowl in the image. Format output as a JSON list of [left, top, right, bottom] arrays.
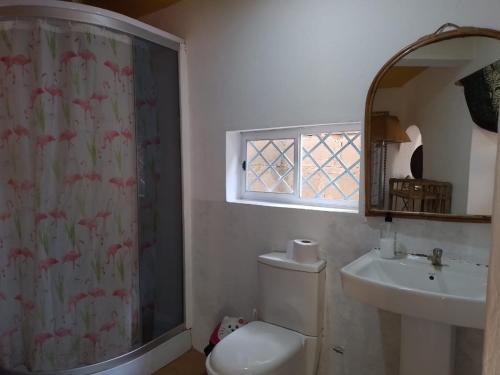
[[206, 252, 326, 375], [206, 321, 305, 375]]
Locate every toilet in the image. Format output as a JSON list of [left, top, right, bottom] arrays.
[[206, 252, 326, 375]]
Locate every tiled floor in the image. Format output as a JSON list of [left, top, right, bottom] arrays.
[[154, 350, 207, 375]]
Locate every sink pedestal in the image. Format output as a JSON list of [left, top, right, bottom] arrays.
[[400, 316, 455, 375]]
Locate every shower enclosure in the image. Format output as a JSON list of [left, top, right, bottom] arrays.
[[0, 1, 187, 374]]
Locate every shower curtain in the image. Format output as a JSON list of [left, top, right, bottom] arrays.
[[0, 19, 139, 371]]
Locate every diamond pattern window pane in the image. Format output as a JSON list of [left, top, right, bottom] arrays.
[[301, 131, 360, 201], [246, 139, 295, 194]]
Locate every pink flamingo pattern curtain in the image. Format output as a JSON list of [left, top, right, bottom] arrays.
[[0, 19, 139, 371]]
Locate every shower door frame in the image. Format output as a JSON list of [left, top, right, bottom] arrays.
[[0, 1, 193, 374]]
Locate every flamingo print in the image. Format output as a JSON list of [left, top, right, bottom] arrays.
[[64, 174, 83, 186], [4, 248, 20, 265], [83, 332, 100, 350], [106, 243, 122, 263], [112, 289, 130, 304], [61, 250, 81, 270], [30, 87, 45, 107], [109, 177, 124, 190], [37, 134, 56, 149], [84, 172, 102, 182], [14, 295, 35, 312], [18, 180, 35, 192], [38, 258, 59, 274], [0, 129, 13, 145], [0, 23, 143, 367], [8, 248, 34, 265], [0, 56, 13, 71], [104, 60, 120, 79], [140, 241, 155, 253], [11, 54, 31, 73], [34, 333, 53, 351], [123, 238, 133, 250], [68, 292, 88, 311], [143, 136, 160, 148], [99, 311, 119, 334], [13, 125, 29, 140], [88, 288, 106, 298], [121, 129, 133, 142], [60, 50, 77, 68], [104, 130, 120, 145], [146, 97, 157, 108], [7, 178, 19, 192], [95, 210, 111, 221], [59, 129, 77, 143], [35, 213, 48, 224], [78, 49, 96, 62], [49, 208, 67, 220], [125, 177, 136, 188], [78, 218, 97, 233], [90, 92, 108, 104], [120, 66, 133, 77], [0, 212, 11, 222], [44, 85, 63, 102], [136, 99, 146, 109], [72, 98, 92, 114], [1, 327, 17, 339], [54, 328, 72, 338], [99, 320, 116, 333]]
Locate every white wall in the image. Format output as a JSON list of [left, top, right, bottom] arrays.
[[141, 1, 499, 374], [468, 126, 497, 215]]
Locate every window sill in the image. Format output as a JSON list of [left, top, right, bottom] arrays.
[[227, 198, 359, 214]]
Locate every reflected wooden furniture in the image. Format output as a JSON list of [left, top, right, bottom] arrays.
[[389, 178, 452, 213]]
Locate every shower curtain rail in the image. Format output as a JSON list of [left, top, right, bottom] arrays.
[[0, 0, 182, 50]]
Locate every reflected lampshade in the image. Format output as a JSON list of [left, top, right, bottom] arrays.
[[371, 114, 411, 144]]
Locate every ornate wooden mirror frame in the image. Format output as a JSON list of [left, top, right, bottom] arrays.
[[364, 24, 500, 223]]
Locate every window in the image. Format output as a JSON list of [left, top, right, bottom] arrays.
[[228, 123, 361, 211]]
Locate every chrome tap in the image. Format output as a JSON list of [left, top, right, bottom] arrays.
[[428, 248, 443, 267]]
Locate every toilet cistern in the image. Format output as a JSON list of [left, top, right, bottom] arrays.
[[205, 251, 326, 375]]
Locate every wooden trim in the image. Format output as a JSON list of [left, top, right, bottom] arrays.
[[364, 26, 500, 224]]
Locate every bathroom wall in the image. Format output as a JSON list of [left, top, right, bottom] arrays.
[[141, 1, 499, 374]]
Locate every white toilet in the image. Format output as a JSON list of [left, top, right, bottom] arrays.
[[206, 252, 326, 375]]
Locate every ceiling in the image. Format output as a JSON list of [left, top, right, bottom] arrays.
[[80, 0, 180, 18], [378, 67, 428, 88]]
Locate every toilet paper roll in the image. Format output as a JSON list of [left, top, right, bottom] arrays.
[[287, 239, 319, 264]]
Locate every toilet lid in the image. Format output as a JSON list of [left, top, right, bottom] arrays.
[[209, 321, 302, 375]]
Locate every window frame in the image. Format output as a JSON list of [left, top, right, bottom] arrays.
[[239, 122, 362, 210]]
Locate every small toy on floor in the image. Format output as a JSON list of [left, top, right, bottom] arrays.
[[204, 316, 246, 356]]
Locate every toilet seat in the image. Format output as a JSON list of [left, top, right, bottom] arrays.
[[206, 321, 303, 375]]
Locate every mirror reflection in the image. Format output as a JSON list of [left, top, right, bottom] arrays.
[[370, 36, 500, 216]]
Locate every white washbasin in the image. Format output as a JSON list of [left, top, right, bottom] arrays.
[[341, 250, 487, 329]]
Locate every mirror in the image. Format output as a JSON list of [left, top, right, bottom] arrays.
[[365, 26, 500, 222]]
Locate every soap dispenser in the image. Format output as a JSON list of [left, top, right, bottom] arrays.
[[379, 214, 395, 258]]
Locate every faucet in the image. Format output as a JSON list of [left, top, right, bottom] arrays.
[[428, 248, 443, 267]]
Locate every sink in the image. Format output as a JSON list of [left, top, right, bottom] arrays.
[[341, 250, 488, 375], [341, 249, 487, 328]]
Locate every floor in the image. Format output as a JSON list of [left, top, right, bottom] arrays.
[[154, 350, 207, 375]]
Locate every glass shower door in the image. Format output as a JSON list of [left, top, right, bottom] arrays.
[[134, 39, 184, 343]]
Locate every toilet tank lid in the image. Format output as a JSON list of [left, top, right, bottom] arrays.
[[258, 252, 326, 273]]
